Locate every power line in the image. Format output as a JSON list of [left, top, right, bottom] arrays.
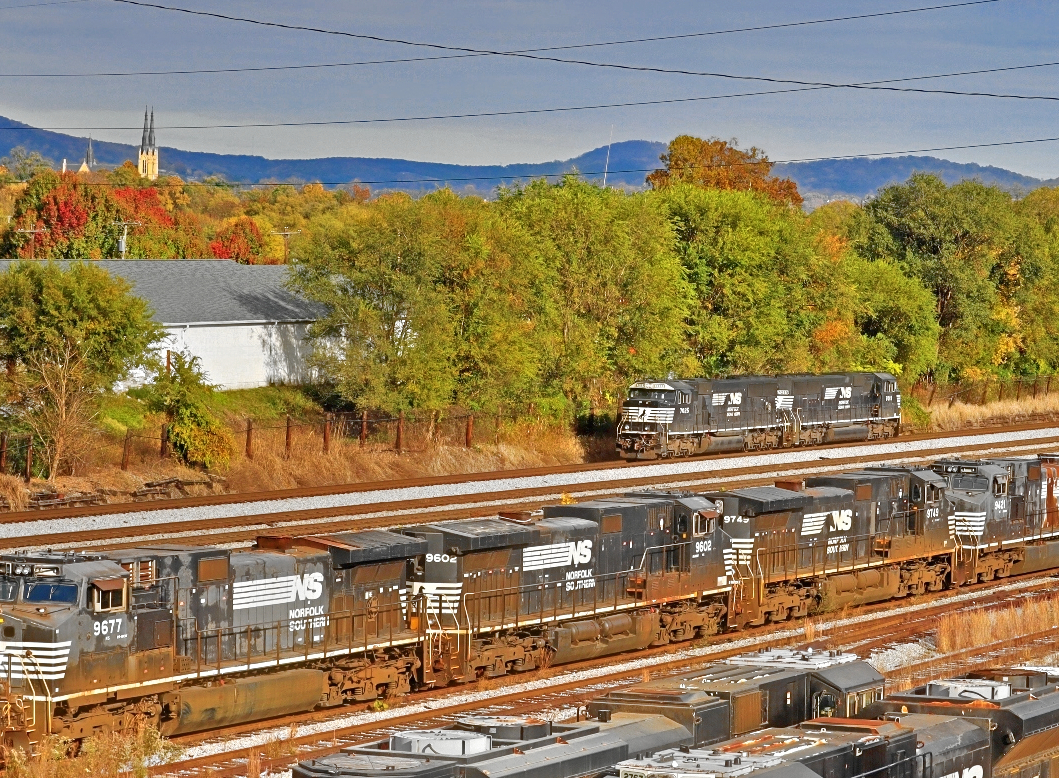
[[3, 0, 1007, 76], [5, 70, 1059, 135], [110, 0, 1012, 88], [5, 53, 1057, 86], [55, 134, 1059, 188], [0, 0, 90, 10]]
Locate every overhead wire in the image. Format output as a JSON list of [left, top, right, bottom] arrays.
[[108, 0, 1017, 93]]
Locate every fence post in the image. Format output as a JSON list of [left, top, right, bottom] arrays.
[[1016, 380, 1023, 402], [323, 414, 331, 455], [980, 381, 989, 405], [285, 415, 293, 459], [245, 419, 253, 461], [0, 432, 7, 474], [23, 437, 32, 483], [927, 383, 937, 407], [1049, 376, 1054, 396], [160, 424, 169, 459], [495, 413, 501, 445], [121, 429, 132, 471], [466, 414, 474, 448], [395, 411, 404, 454], [360, 410, 368, 447]]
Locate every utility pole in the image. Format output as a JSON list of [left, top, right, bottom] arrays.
[[14, 227, 47, 259], [112, 220, 141, 259], [271, 227, 301, 263]]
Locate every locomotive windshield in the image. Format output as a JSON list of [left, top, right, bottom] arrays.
[[24, 581, 78, 604], [628, 389, 675, 401], [0, 579, 15, 601]]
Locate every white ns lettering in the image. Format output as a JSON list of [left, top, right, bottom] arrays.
[[292, 572, 324, 601]]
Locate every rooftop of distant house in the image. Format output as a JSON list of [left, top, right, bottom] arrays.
[[0, 259, 323, 326]]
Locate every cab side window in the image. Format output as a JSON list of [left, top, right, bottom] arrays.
[[91, 580, 126, 613], [693, 512, 716, 536], [994, 479, 1008, 497]]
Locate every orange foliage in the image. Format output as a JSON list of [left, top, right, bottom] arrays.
[[647, 135, 802, 207]]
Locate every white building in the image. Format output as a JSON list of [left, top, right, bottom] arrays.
[[0, 259, 322, 390]]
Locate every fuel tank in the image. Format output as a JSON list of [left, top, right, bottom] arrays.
[[162, 668, 326, 735]]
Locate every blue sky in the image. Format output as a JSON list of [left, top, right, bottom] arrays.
[[0, 0, 1057, 176]]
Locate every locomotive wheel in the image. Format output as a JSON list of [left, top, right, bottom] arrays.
[[768, 608, 789, 623]]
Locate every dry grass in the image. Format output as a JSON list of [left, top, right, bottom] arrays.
[[9, 417, 589, 507], [803, 617, 817, 643], [2, 723, 181, 778], [245, 748, 260, 778], [935, 593, 1059, 654], [928, 393, 1059, 431]]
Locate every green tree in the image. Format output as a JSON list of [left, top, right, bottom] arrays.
[[852, 174, 1046, 380], [498, 177, 690, 414], [660, 184, 843, 375], [291, 194, 458, 414], [0, 262, 162, 476], [140, 352, 233, 469], [0, 146, 52, 181]]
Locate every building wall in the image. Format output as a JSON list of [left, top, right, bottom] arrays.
[[161, 322, 315, 390]]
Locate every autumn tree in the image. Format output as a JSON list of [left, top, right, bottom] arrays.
[[209, 216, 265, 262], [0, 263, 162, 477], [1, 171, 124, 258], [648, 135, 802, 208]]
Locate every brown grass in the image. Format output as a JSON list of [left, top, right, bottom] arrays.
[[935, 593, 1059, 654], [928, 393, 1059, 431], [2, 723, 181, 778]]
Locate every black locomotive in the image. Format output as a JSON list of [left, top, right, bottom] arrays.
[[2, 451, 1059, 753], [617, 372, 901, 459]]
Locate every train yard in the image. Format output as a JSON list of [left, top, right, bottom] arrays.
[[156, 571, 1059, 777], [6, 420, 1059, 776]]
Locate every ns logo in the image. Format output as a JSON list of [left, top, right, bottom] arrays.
[[292, 572, 324, 602], [567, 540, 593, 565]]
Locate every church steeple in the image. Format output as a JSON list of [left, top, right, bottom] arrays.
[[137, 106, 159, 181], [140, 106, 149, 154], [78, 136, 95, 174]]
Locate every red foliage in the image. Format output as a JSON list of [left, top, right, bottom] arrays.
[[209, 217, 264, 262], [113, 187, 175, 228]]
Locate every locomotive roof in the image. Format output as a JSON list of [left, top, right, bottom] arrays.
[[407, 518, 540, 552], [709, 487, 810, 513], [314, 530, 429, 568]]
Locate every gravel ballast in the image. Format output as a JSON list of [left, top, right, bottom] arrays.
[[9, 427, 1059, 544]]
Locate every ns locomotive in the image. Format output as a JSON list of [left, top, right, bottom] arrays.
[[617, 372, 901, 459], [2, 451, 1059, 753]]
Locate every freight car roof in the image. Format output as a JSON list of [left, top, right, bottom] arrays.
[[407, 518, 540, 552]]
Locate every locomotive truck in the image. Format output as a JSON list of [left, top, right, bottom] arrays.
[[2, 453, 1059, 752]]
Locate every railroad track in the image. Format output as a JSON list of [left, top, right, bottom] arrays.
[[153, 571, 1059, 778], [13, 423, 1059, 552]]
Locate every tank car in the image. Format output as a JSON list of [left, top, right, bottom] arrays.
[[616, 372, 900, 460]]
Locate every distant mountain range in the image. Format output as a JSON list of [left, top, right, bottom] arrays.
[[1, 115, 1055, 204]]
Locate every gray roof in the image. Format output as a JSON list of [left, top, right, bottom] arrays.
[[0, 259, 323, 325]]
